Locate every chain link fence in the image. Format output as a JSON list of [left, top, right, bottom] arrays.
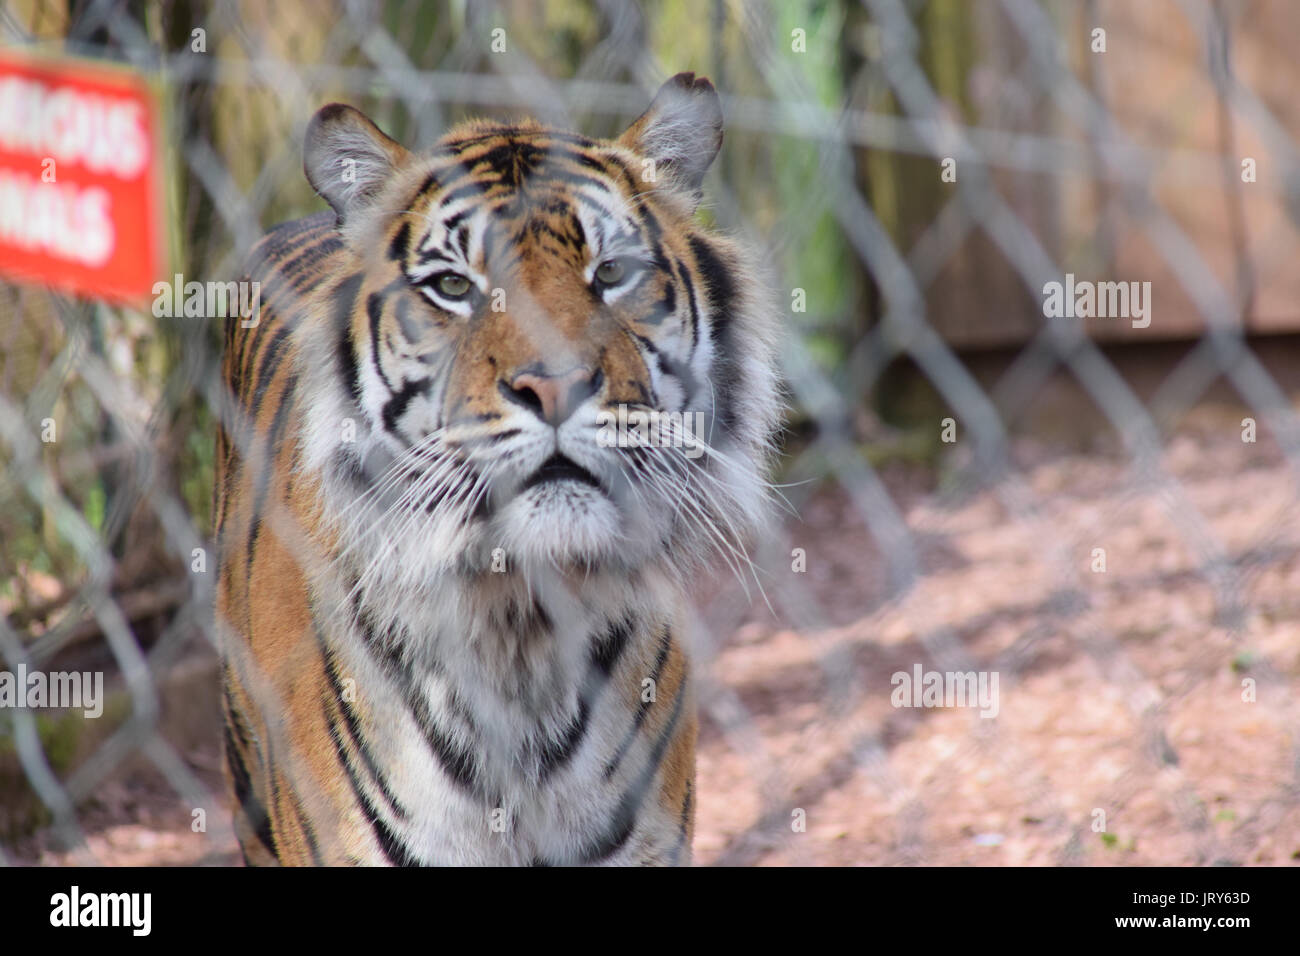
[[2, 0, 1299, 866]]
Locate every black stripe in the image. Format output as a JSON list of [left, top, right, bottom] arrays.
[[655, 347, 698, 408], [280, 234, 344, 280], [446, 686, 484, 744], [287, 788, 324, 865], [382, 377, 430, 434], [604, 626, 672, 779], [414, 696, 481, 792], [535, 699, 590, 781], [568, 188, 620, 226], [223, 722, 277, 860], [475, 140, 542, 185], [350, 600, 482, 794], [543, 147, 623, 179], [414, 170, 441, 201], [351, 591, 407, 679], [659, 281, 676, 318], [416, 246, 459, 266], [250, 325, 292, 409], [573, 150, 611, 174], [333, 272, 366, 407], [437, 180, 489, 208], [674, 258, 700, 353], [527, 165, 614, 198], [579, 678, 688, 864], [638, 203, 664, 251], [447, 128, 599, 152], [367, 291, 396, 391], [639, 295, 675, 328], [258, 234, 345, 307], [591, 616, 633, 678], [605, 154, 641, 195], [387, 221, 410, 262], [686, 236, 734, 341], [483, 139, 607, 177], [245, 370, 298, 579], [415, 164, 478, 204], [245, 213, 334, 276], [530, 616, 631, 783], [325, 703, 421, 866], [275, 233, 344, 284], [320, 640, 410, 821], [266, 749, 288, 859], [686, 236, 737, 432]]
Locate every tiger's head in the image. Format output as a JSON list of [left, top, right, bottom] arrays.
[[297, 74, 780, 581]]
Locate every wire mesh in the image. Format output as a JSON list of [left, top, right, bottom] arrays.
[[1, 0, 1298, 866]]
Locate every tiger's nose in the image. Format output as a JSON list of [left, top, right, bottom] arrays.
[[502, 367, 602, 426]]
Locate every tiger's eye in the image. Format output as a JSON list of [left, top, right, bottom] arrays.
[[595, 259, 626, 286], [436, 273, 471, 298]]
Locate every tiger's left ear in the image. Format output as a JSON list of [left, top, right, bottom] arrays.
[[304, 103, 411, 223], [618, 72, 723, 199]]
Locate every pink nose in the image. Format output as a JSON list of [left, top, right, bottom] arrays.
[[506, 367, 600, 425]]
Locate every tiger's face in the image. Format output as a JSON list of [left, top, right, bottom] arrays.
[[300, 75, 779, 577]]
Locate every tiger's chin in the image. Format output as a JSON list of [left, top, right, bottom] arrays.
[[491, 480, 661, 571], [495, 481, 625, 564]]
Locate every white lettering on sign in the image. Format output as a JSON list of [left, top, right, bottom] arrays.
[[0, 171, 114, 266], [0, 77, 149, 179]]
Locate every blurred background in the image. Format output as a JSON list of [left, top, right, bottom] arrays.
[[2, 0, 1299, 866]]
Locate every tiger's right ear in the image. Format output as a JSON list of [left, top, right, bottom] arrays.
[[618, 73, 723, 200], [304, 104, 411, 223]]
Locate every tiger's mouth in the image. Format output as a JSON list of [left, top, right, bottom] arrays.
[[520, 453, 603, 492]]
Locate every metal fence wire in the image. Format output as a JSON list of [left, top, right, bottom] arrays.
[[2, 0, 1299, 866]]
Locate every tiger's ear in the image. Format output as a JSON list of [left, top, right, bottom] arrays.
[[618, 72, 723, 199], [304, 104, 411, 223]]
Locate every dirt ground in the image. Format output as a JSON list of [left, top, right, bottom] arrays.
[[9, 400, 1300, 867], [689, 402, 1300, 866]]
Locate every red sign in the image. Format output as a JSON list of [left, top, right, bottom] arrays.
[[0, 48, 166, 305]]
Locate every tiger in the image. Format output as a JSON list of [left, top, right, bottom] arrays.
[[213, 72, 781, 866]]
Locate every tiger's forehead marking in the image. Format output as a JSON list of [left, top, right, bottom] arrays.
[[410, 131, 644, 275]]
